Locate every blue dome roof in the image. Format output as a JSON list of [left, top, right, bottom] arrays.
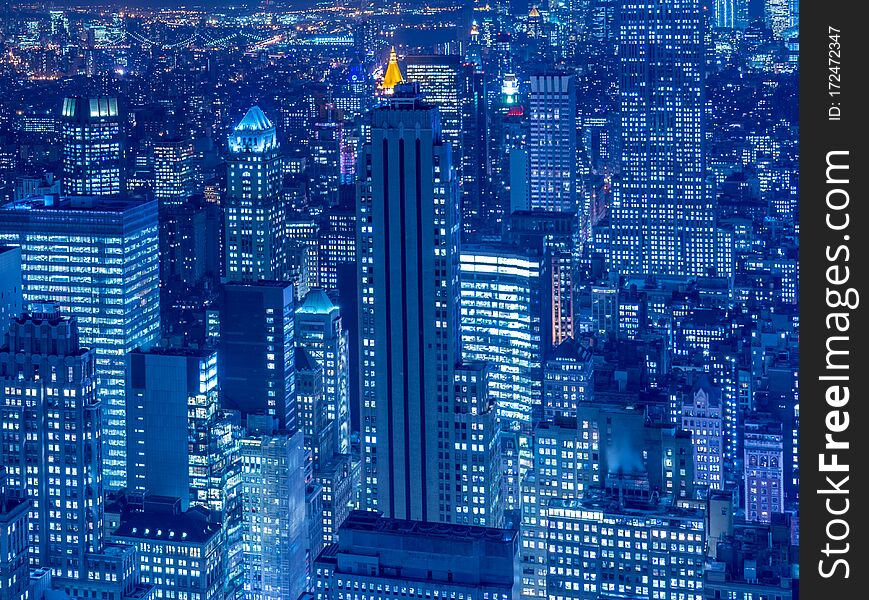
[[234, 105, 274, 132]]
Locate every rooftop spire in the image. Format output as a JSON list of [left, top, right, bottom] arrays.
[[380, 47, 405, 95]]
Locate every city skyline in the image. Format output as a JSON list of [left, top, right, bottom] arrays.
[[0, 2, 801, 600]]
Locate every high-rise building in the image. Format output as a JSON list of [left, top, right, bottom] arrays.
[[405, 56, 488, 237], [358, 84, 496, 523], [610, 0, 716, 277], [680, 376, 724, 491], [459, 247, 543, 430], [0, 246, 22, 340], [743, 419, 784, 524], [310, 109, 342, 208], [296, 289, 351, 454], [224, 107, 286, 282], [0, 195, 160, 489], [240, 430, 307, 600], [220, 282, 297, 432], [0, 305, 103, 577], [316, 204, 356, 293], [527, 74, 577, 213], [544, 497, 706, 600], [453, 362, 503, 527], [125, 346, 239, 521], [313, 511, 519, 600], [542, 338, 593, 422], [60, 96, 124, 196], [153, 137, 194, 207]]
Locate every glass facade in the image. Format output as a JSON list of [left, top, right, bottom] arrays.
[[0, 196, 160, 490]]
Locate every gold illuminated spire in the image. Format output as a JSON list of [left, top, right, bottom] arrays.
[[529, 6, 541, 18], [380, 47, 405, 94]]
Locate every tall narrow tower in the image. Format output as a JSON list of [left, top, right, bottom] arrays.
[[224, 106, 285, 282], [357, 84, 462, 522], [60, 96, 124, 196], [610, 0, 715, 277]]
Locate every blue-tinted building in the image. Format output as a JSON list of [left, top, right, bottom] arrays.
[[0, 305, 103, 577], [459, 246, 543, 430], [0, 195, 159, 490], [610, 0, 716, 277], [220, 281, 296, 432]]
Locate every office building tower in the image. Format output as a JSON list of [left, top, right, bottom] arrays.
[[126, 346, 239, 520], [542, 338, 593, 422], [240, 430, 307, 600], [0, 469, 30, 600], [743, 419, 784, 524], [310, 109, 342, 208], [377, 47, 405, 96], [0, 246, 22, 340], [187, 386, 244, 600], [313, 511, 518, 600], [680, 376, 724, 491], [405, 56, 488, 236], [0, 305, 103, 577], [590, 285, 618, 337], [153, 137, 194, 207], [545, 498, 705, 600], [225, 107, 286, 282], [220, 282, 296, 432], [295, 343, 354, 549], [55, 542, 155, 600], [519, 419, 586, 600], [296, 289, 351, 454], [453, 362, 503, 527], [0, 196, 160, 490], [357, 84, 469, 522], [459, 247, 543, 430], [296, 347, 331, 465], [527, 75, 577, 213], [610, 0, 716, 277], [507, 212, 577, 349], [159, 198, 221, 306], [60, 96, 124, 196], [111, 500, 224, 600], [317, 204, 356, 293]]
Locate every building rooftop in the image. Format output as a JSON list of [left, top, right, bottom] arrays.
[[112, 509, 220, 545], [0, 195, 151, 213], [340, 510, 515, 543], [296, 289, 336, 314], [234, 105, 274, 132]]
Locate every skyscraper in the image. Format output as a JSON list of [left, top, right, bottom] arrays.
[[295, 289, 351, 454], [527, 74, 577, 213], [405, 56, 488, 237], [459, 247, 543, 429], [0, 305, 103, 577], [224, 106, 286, 282], [610, 0, 716, 277], [220, 281, 297, 432], [0, 195, 160, 489], [60, 96, 124, 196], [357, 84, 464, 522], [153, 137, 194, 207], [240, 430, 307, 600], [545, 498, 706, 600]]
